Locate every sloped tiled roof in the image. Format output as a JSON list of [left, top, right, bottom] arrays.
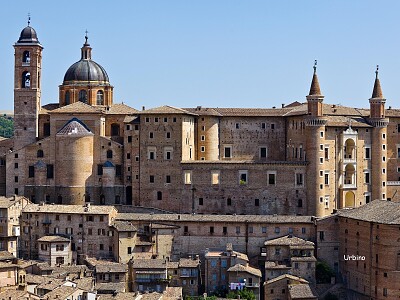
[[337, 200, 400, 224], [40, 103, 60, 114], [214, 107, 290, 117], [183, 107, 223, 116], [50, 101, 102, 114], [44, 285, 77, 299], [96, 282, 126, 293], [178, 258, 200, 268], [102, 103, 138, 115], [227, 263, 261, 277], [37, 235, 71, 243], [23, 203, 116, 215], [0, 196, 26, 208], [265, 235, 314, 247], [131, 259, 167, 269], [140, 105, 197, 115], [288, 283, 318, 299], [112, 221, 137, 232], [265, 274, 309, 285], [0, 251, 15, 261]]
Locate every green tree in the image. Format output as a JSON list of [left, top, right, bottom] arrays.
[[0, 116, 13, 138], [226, 288, 256, 300], [316, 261, 335, 284]]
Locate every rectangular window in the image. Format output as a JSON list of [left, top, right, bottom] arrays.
[[149, 132, 154, 138], [154, 117, 159, 122], [145, 117, 150, 122], [365, 193, 371, 204], [364, 171, 370, 184], [14, 163, 18, 169], [211, 170, 220, 185], [324, 172, 329, 185], [166, 175, 171, 183], [150, 175, 154, 183], [261, 122, 266, 129], [164, 147, 173, 160], [320, 157, 324, 164], [97, 164, 103, 175], [324, 196, 329, 209], [260, 147, 267, 158], [127, 136, 132, 143], [166, 132, 171, 138], [128, 247, 132, 254], [324, 147, 329, 160], [201, 146, 205, 152], [46, 164, 54, 179], [295, 173, 303, 186], [271, 123, 275, 130], [239, 170, 248, 185], [28, 166, 35, 178], [275, 227, 280, 234], [235, 123, 240, 129], [262, 227, 267, 233], [210, 226, 214, 234], [148, 147, 156, 160], [184, 171, 192, 184], [236, 226, 240, 234], [255, 198, 259, 206], [116, 165, 122, 176], [224, 146, 232, 158], [199, 198, 203, 205], [365, 146, 371, 159], [201, 135, 205, 141], [268, 171, 276, 185]]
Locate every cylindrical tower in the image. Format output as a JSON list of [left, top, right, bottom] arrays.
[[369, 67, 388, 201], [55, 118, 94, 204], [305, 62, 328, 217]]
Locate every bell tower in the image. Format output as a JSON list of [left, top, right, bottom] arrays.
[[13, 19, 43, 150]]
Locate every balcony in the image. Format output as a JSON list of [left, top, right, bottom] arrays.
[[42, 219, 52, 225], [245, 283, 260, 288], [180, 270, 198, 278], [135, 277, 170, 283]]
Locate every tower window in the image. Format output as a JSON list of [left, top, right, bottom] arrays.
[[22, 71, 31, 88], [96, 90, 104, 105], [22, 51, 30, 64], [78, 90, 88, 103], [37, 150, 44, 158], [65, 91, 70, 105]]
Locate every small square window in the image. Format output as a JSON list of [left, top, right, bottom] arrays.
[[164, 117, 168, 122], [201, 135, 205, 141], [145, 117, 150, 122], [155, 117, 159, 122], [235, 123, 240, 129]]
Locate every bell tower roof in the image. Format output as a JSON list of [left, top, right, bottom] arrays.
[[308, 60, 322, 96], [371, 65, 383, 99], [16, 17, 41, 46]]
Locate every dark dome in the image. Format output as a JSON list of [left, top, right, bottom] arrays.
[[63, 59, 109, 83], [17, 26, 40, 44]]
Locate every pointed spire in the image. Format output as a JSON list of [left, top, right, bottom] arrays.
[[371, 65, 383, 99], [309, 60, 322, 96]]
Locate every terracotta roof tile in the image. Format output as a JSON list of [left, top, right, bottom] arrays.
[[102, 103, 138, 115], [288, 283, 318, 299], [23, 203, 117, 215], [140, 105, 197, 115], [227, 263, 261, 277], [37, 235, 71, 243], [337, 200, 400, 224], [50, 102, 102, 114], [265, 235, 314, 247]]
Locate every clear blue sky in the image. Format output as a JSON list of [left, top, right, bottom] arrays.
[[0, 1, 399, 111]]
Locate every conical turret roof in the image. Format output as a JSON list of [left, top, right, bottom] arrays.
[[309, 63, 322, 96], [371, 67, 383, 98]]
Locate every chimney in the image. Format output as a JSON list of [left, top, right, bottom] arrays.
[[281, 103, 285, 108], [142, 106, 145, 111]]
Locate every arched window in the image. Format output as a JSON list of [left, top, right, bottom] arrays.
[[111, 124, 120, 136], [22, 71, 31, 88], [96, 90, 104, 105], [79, 90, 88, 103], [157, 191, 162, 200], [22, 51, 30, 63], [37, 150, 44, 158], [100, 195, 105, 205], [107, 150, 113, 159], [65, 91, 70, 105]]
